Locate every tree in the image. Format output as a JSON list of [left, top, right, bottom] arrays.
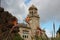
[[57, 27, 60, 34], [55, 27, 60, 40], [13, 33, 24, 40], [0, 7, 23, 40]]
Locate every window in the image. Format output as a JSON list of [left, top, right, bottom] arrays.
[[31, 11, 33, 13], [23, 35, 28, 38], [23, 35, 24, 38], [25, 35, 26, 38], [23, 30, 29, 34], [22, 30, 29, 38], [27, 35, 28, 38]]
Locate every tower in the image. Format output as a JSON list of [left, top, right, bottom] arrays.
[[26, 5, 40, 40], [28, 5, 40, 30]]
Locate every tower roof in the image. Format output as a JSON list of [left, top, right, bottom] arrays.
[[29, 5, 38, 10], [0, 7, 4, 12]]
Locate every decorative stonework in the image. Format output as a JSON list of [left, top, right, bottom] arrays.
[[18, 5, 47, 40]]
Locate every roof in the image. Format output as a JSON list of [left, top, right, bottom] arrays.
[[0, 7, 4, 12], [18, 23, 31, 29], [29, 5, 38, 10], [37, 27, 45, 32], [37, 27, 42, 31]]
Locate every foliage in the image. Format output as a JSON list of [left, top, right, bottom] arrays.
[[55, 27, 60, 40], [13, 33, 24, 40], [35, 35, 46, 40], [35, 34, 42, 40], [57, 27, 60, 34], [35, 32, 48, 40], [0, 7, 23, 40]]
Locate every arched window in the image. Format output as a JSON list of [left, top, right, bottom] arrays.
[[23, 35, 28, 38]]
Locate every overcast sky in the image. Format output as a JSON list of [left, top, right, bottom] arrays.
[[1, 0, 60, 37]]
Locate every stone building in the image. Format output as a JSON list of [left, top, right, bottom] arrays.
[[18, 5, 47, 40]]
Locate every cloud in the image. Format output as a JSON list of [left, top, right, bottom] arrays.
[[1, 0, 60, 37], [39, 0, 60, 23], [27, 0, 60, 23], [1, 0, 60, 23], [1, 0, 27, 22], [0, 0, 1, 6]]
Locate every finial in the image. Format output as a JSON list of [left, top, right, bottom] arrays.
[[29, 4, 37, 10]]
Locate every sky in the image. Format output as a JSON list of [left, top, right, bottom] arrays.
[[1, 0, 60, 38]]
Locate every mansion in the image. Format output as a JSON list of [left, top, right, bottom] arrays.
[[18, 5, 47, 40]]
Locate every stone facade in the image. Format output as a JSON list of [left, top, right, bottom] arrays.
[[27, 5, 40, 40], [18, 23, 31, 40], [18, 5, 47, 40]]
